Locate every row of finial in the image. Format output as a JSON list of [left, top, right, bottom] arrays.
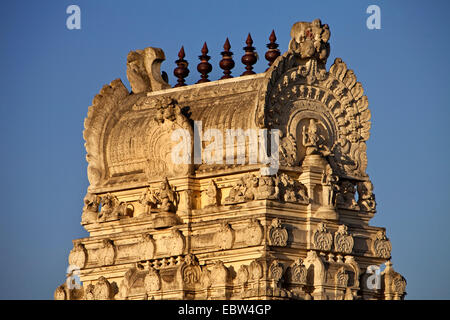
[[173, 30, 280, 87]]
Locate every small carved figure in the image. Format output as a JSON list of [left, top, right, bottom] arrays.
[[257, 175, 279, 200], [244, 174, 259, 201], [139, 187, 156, 216], [302, 119, 330, 156], [206, 179, 219, 207], [321, 164, 338, 207], [148, 178, 177, 212], [357, 180, 376, 212], [98, 193, 123, 222], [81, 192, 100, 224], [225, 177, 246, 204], [336, 180, 359, 210]]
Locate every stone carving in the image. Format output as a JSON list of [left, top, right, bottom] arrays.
[[54, 285, 66, 300], [200, 268, 212, 290], [335, 180, 359, 210], [334, 225, 354, 254], [215, 221, 235, 250], [279, 133, 297, 166], [245, 218, 264, 246], [84, 79, 129, 187], [144, 266, 161, 292], [289, 19, 330, 64], [290, 258, 307, 284], [68, 241, 87, 269], [321, 164, 338, 207], [257, 175, 280, 200], [149, 178, 178, 213], [139, 187, 155, 216], [59, 19, 406, 300], [168, 229, 185, 256], [268, 218, 288, 247], [180, 254, 201, 286], [335, 267, 349, 287], [279, 173, 308, 203], [98, 193, 125, 222], [249, 260, 263, 280], [81, 192, 100, 224], [211, 261, 229, 286], [225, 174, 280, 204], [302, 119, 331, 157], [126, 47, 170, 94], [383, 261, 407, 299], [137, 234, 156, 261], [93, 276, 112, 300], [237, 265, 249, 286], [372, 230, 392, 259], [224, 177, 246, 204], [269, 260, 284, 284], [84, 284, 95, 300], [312, 223, 333, 251], [357, 180, 376, 212], [206, 179, 219, 207], [98, 239, 116, 266]]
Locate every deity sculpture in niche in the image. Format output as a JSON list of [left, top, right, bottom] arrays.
[[301, 119, 331, 157], [315, 163, 339, 220]]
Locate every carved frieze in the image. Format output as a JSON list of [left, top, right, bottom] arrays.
[[180, 254, 201, 286], [312, 223, 333, 251], [245, 218, 264, 246], [268, 218, 288, 247], [137, 234, 156, 261], [215, 222, 235, 250], [93, 276, 113, 300], [211, 261, 229, 286], [144, 266, 161, 292], [167, 229, 185, 256], [269, 260, 284, 284], [68, 242, 87, 269], [289, 258, 307, 284], [335, 267, 349, 287], [98, 239, 116, 266], [334, 225, 354, 254], [372, 230, 392, 259]]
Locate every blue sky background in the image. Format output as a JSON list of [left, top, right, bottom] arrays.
[[0, 0, 449, 299]]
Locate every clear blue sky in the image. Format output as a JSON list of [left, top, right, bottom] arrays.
[[0, 0, 449, 299]]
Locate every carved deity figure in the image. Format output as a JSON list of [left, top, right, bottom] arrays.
[[225, 178, 245, 204], [98, 193, 123, 222], [139, 187, 156, 216], [151, 178, 177, 213], [302, 119, 330, 156], [257, 176, 279, 200], [321, 164, 339, 207], [244, 174, 259, 201], [335, 180, 359, 210], [81, 192, 100, 224], [357, 180, 376, 212], [206, 180, 219, 207]]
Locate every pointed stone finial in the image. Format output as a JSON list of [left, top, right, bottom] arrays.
[[241, 33, 257, 76], [174, 46, 189, 87], [265, 30, 280, 70], [219, 38, 235, 79], [197, 42, 212, 84]]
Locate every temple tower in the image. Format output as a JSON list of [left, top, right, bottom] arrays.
[[55, 19, 406, 300]]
